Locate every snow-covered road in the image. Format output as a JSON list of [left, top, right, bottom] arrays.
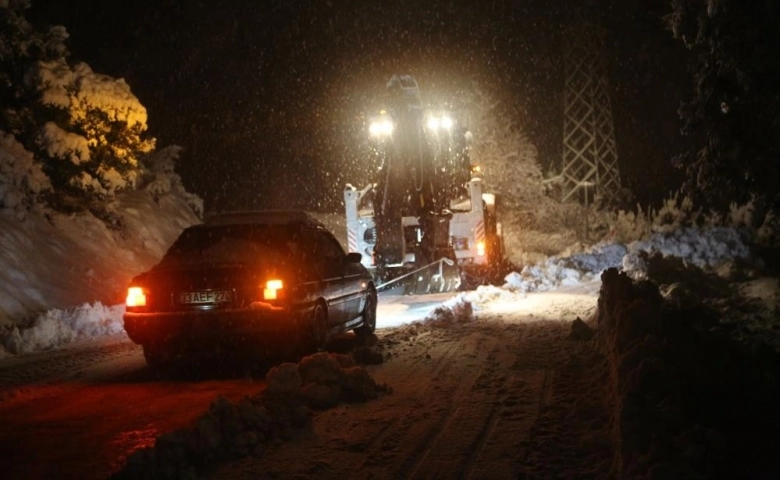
[[211, 285, 612, 479], [0, 339, 266, 479], [0, 286, 607, 479]]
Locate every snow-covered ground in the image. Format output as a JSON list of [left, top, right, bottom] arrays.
[[1, 199, 778, 479]]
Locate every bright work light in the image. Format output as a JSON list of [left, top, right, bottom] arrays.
[[369, 112, 394, 138], [426, 114, 453, 131]]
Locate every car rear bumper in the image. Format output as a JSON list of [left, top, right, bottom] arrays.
[[123, 304, 306, 347]]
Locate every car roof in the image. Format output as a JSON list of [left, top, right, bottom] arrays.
[[202, 210, 326, 228]]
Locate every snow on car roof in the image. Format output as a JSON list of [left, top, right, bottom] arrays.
[[203, 210, 325, 228]]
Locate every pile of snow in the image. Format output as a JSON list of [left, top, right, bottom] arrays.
[[503, 226, 752, 294], [596, 268, 780, 479], [1, 302, 125, 354], [622, 226, 751, 275], [419, 299, 474, 327], [115, 353, 390, 479], [404, 225, 757, 333]]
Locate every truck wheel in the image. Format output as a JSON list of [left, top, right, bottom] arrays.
[[355, 289, 377, 339]]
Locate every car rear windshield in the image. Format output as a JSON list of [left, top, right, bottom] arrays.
[[160, 224, 300, 266]]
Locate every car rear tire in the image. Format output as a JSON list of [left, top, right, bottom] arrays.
[[355, 288, 377, 339], [307, 302, 328, 353]]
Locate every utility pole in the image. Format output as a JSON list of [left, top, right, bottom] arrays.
[[561, 8, 622, 206]]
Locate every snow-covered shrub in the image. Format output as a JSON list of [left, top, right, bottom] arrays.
[[0, 130, 51, 219], [438, 83, 545, 219], [607, 206, 652, 244], [141, 145, 204, 217], [650, 192, 699, 233], [756, 211, 779, 247]]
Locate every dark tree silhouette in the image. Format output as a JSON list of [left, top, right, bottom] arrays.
[[668, 0, 780, 218]]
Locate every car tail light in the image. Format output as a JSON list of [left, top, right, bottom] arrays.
[[126, 287, 147, 307], [476, 241, 486, 257], [263, 279, 284, 301]]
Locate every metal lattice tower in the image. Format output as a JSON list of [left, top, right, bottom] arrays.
[[561, 18, 621, 204]]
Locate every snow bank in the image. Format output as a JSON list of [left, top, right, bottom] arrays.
[[503, 226, 752, 294], [1, 302, 125, 354], [596, 268, 780, 478], [0, 185, 199, 358], [115, 353, 390, 479], [623, 226, 751, 275], [0, 187, 199, 324]]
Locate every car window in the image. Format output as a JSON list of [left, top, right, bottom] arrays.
[[161, 224, 294, 266], [311, 228, 345, 263]]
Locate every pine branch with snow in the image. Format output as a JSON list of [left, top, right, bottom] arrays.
[[141, 145, 204, 217], [0, 129, 50, 219]]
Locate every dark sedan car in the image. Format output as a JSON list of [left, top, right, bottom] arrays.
[[123, 210, 377, 367]]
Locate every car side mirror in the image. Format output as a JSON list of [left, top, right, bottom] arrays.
[[346, 252, 362, 264]]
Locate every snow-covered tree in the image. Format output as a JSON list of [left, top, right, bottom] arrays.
[[0, 1, 154, 213], [0, 129, 50, 219], [28, 59, 155, 204], [464, 86, 544, 214], [0, 0, 68, 138], [141, 145, 203, 217], [667, 0, 780, 218]]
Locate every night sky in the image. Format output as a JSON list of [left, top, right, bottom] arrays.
[[27, 0, 690, 213]]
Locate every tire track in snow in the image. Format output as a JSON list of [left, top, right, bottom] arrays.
[[0, 338, 139, 400], [407, 338, 504, 479], [392, 333, 494, 479], [209, 303, 615, 479], [366, 330, 488, 475]]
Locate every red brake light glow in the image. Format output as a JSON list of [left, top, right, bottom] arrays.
[[126, 287, 147, 307], [263, 279, 283, 300]]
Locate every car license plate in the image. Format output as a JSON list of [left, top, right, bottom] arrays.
[[179, 290, 233, 304]]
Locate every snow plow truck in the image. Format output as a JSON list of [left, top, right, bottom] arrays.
[[344, 75, 504, 294]]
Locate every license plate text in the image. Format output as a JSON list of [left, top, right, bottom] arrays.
[[179, 290, 233, 304]]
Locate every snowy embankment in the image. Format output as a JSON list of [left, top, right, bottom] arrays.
[[0, 189, 199, 356], [597, 267, 780, 479], [429, 226, 754, 324], [502, 226, 752, 293]]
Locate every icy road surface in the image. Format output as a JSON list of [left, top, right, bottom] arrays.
[[212, 282, 610, 479], [0, 282, 608, 479]]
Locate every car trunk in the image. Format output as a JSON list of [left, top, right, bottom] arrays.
[[143, 263, 273, 312]]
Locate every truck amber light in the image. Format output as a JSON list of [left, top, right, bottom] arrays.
[[126, 287, 147, 307], [263, 279, 283, 300], [476, 241, 486, 256]]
